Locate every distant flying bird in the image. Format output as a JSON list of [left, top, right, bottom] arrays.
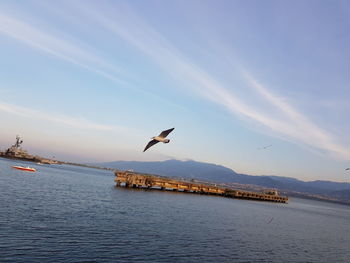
[[143, 128, 174, 152], [346, 168, 350, 171], [258, 145, 272, 150]]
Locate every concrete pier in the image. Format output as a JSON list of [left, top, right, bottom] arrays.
[[115, 171, 288, 203]]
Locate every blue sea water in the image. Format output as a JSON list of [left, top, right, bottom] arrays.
[[0, 157, 349, 263]]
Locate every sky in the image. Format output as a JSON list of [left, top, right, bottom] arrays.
[[0, 0, 350, 182]]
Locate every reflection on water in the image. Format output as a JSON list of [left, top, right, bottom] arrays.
[[0, 158, 349, 262]]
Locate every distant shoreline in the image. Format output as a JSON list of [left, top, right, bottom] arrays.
[[0, 155, 114, 171], [1, 156, 349, 206]]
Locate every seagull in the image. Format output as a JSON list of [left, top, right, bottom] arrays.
[[143, 128, 174, 152], [258, 145, 272, 150]]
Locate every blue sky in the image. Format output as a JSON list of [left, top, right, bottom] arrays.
[[1, 0, 350, 182]]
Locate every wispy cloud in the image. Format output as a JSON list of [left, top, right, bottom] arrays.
[[0, 101, 121, 131], [80, 2, 350, 160], [0, 12, 128, 85], [243, 73, 350, 159], [1, 3, 349, 161], [0, 11, 186, 110]]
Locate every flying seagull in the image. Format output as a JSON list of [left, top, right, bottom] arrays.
[[143, 128, 174, 152], [258, 145, 272, 150]]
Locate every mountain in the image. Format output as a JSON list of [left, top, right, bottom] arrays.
[[99, 159, 238, 182], [95, 159, 350, 202]]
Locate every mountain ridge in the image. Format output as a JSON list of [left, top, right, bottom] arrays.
[[93, 159, 350, 202]]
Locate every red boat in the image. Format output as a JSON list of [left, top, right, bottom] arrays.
[[12, 165, 36, 172]]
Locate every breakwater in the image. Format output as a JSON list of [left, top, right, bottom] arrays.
[[115, 171, 288, 203]]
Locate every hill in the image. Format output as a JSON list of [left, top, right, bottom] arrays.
[[95, 159, 350, 203]]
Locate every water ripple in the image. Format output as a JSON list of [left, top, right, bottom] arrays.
[[0, 158, 349, 262]]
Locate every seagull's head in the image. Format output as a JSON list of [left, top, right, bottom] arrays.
[[164, 139, 170, 143]]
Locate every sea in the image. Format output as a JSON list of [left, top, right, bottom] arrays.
[[0, 158, 349, 263]]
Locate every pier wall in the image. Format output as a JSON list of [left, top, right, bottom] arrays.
[[115, 171, 288, 203]]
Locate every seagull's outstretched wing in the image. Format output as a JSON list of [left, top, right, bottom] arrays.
[[346, 168, 350, 171], [143, 139, 159, 152], [159, 128, 174, 138]]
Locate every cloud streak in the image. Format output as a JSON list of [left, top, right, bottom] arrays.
[[0, 101, 121, 131], [243, 73, 350, 159], [81, 2, 350, 160], [1, 3, 349, 160], [0, 12, 128, 86], [0, 11, 187, 111]]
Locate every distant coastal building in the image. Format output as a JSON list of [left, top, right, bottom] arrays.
[[0, 135, 58, 164]]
